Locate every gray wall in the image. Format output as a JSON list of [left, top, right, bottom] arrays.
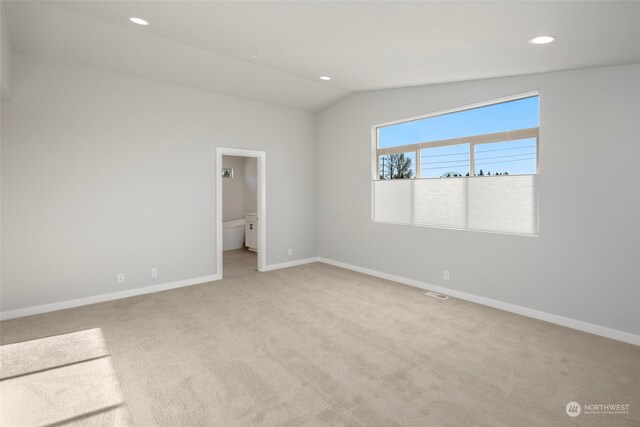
[[317, 64, 640, 336], [221, 156, 258, 222], [0, 2, 10, 100], [2, 51, 638, 338], [1, 54, 317, 312], [243, 157, 258, 214], [222, 155, 245, 222]]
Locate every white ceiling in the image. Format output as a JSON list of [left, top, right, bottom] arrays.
[[5, 1, 640, 112]]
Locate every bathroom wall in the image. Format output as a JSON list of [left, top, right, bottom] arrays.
[[222, 155, 257, 222], [222, 155, 245, 222], [243, 157, 258, 214]]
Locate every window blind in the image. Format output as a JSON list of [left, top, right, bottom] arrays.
[[372, 175, 539, 236]]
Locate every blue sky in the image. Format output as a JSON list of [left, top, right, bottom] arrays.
[[379, 96, 538, 177]]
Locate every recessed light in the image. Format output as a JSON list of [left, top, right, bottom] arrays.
[[129, 17, 149, 26], [249, 53, 259, 59], [320, 76, 332, 81], [529, 35, 556, 45]]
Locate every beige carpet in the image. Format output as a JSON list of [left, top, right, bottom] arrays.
[[1, 328, 131, 426], [222, 248, 258, 279], [1, 252, 638, 426]]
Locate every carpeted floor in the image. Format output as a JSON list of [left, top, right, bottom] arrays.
[[1, 252, 638, 426], [1, 329, 131, 426], [223, 248, 258, 279]]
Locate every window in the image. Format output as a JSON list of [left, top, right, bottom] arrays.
[[372, 93, 539, 236]]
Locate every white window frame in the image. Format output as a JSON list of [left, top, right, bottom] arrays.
[[372, 91, 540, 180]]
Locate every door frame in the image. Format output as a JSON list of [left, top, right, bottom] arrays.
[[216, 147, 267, 277]]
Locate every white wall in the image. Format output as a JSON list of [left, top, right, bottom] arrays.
[[243, 157, 257, 214], [221, 155, 245, 222], [1, 54, 317, 312], [317, 64, 640, 336]]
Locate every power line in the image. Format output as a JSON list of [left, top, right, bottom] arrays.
[[424, 156, 536, 171], [475, 157, 536, 166], [421, 143, 535, 158], [421, 151, 469, 158], [422, 152, 534, 166], [424, 163, 469, 170], [475, 152, 535, 161], [474, 144, 536, 154], [423, 158, 471, 165]]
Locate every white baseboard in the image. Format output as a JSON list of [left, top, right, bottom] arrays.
[[1, 257, 319, 321], [317, 257, 640, 346], [263, 257, 319, 272], [0, 274, 222, 321], [5, 257, 637, 347]]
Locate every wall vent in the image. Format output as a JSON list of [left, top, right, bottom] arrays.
[[425, 291, 449, 300]]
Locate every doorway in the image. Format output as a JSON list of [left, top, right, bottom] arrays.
[[216, 147, 266, 278]]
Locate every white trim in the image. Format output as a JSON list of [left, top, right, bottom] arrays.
[[317, 257, 640, 346], [216, 147, 267, 278], [0, 274, 221, 321], [263, 257, 319, 272]]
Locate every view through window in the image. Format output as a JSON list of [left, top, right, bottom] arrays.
[[377, 95, 539, 179], [373, 93, 540, 236]]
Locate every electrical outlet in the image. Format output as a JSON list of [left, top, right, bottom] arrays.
[[444, 270, 450, 280], [117, 273, 125, 284], [287, 248, 292, 256], [151, 268, 158, 278]]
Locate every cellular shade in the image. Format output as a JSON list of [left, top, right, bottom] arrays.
[[372, 179, 412, 224], [373, 175, 538, 236], [413, 178, 466, 228]]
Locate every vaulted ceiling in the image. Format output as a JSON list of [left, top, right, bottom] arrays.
[[5, 1, 640, 111]]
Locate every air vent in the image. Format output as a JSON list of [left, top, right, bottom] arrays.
[[425, 291, 448, 300]]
